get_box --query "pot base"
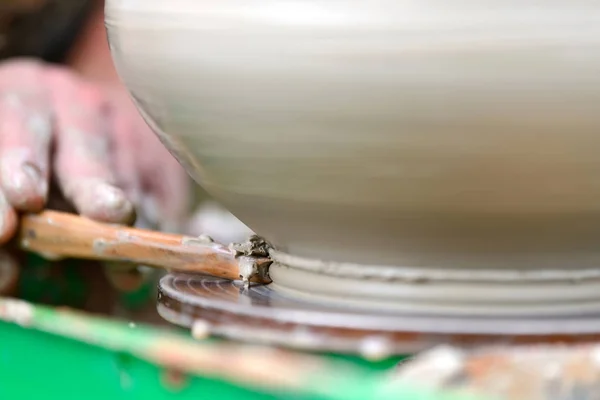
[269,250,600,317]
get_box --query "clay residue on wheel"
[230,235,273,286]
[230,235,271,258]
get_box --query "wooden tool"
[16,210,272,284]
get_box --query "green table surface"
[0,297,485,400]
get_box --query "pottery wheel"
[157,273,600,356]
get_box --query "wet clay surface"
[107,0,600,270]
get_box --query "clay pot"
[105,1,600,314]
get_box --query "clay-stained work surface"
[395,344,600,400]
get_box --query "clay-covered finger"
[106,91,180,231]
[136,128,190,232]
[48,70,135,223]
[0,191,18,245]
[0,65,52,211]
[104,90,144,215]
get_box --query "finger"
[107,90,184,231]
[0,191,18,245]
[104,90,144,213]
[137,129,190,232]
[0,67,52,211]
[47,70,135,224]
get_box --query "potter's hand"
[0,59,190,244]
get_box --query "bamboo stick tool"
[16,210,272,284]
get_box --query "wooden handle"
[17,210,271,283]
